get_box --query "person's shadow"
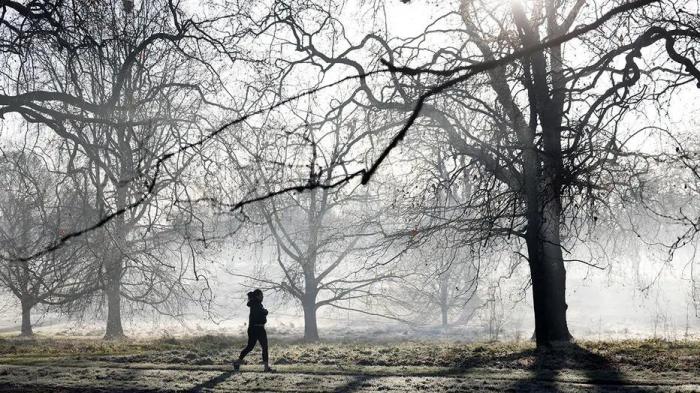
[189,370,235,392]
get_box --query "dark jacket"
[247,299,268,326]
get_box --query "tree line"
[0,0,699,346]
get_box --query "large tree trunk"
[104,179,127,340]
[521,110,571,348]
[506,0,571,348]
[104,281,124,339]
[303,186,321,342]
[19,299,33,337]
[302,291,319,342]
[104,254,124,340]
[526,189,571,348]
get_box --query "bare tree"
[259,0,700,347]
[394,240,480,329]
[382,142,484,329]
[205,100,401,340]
[2,0,700,348]
[0,146,98,336]
[0,0,248,338]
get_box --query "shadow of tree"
[332,374,377,393]
[187,369,377,393]
[506,343,651,392]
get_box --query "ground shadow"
[189,370,235,392]
[332,374,378,393]
[187,369,377,393]
[506,343,647,392]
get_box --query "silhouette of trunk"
[526,7,571,347]
[104,167,127,340]
[485,0,571,348]
[20,298,33,337]
[302,286,319,341]
[104,255,124,340]
[104,220,125,340]
[524,163,571,347]
[526,216,571,346]
[302,186,321,342]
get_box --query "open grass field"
[0,336,698,392]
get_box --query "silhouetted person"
[233,289,274,372]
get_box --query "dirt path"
[0,360,698,392]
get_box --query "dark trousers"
[239,326,268,363]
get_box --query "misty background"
[0,0,699,344]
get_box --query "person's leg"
[239,329,257,359]
[259,328,273,371]
[235,328,257,370]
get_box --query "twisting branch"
[3,0,688,264]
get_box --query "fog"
[1,0,699,348]
[1,243,697,341]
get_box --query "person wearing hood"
[234,289,273,372]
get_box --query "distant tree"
[0,0,243,339]
[634,136,700,314]
[384,143,483,329]
[394,241,480,329]
[0,147,98,336]
[207,103,401,341]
